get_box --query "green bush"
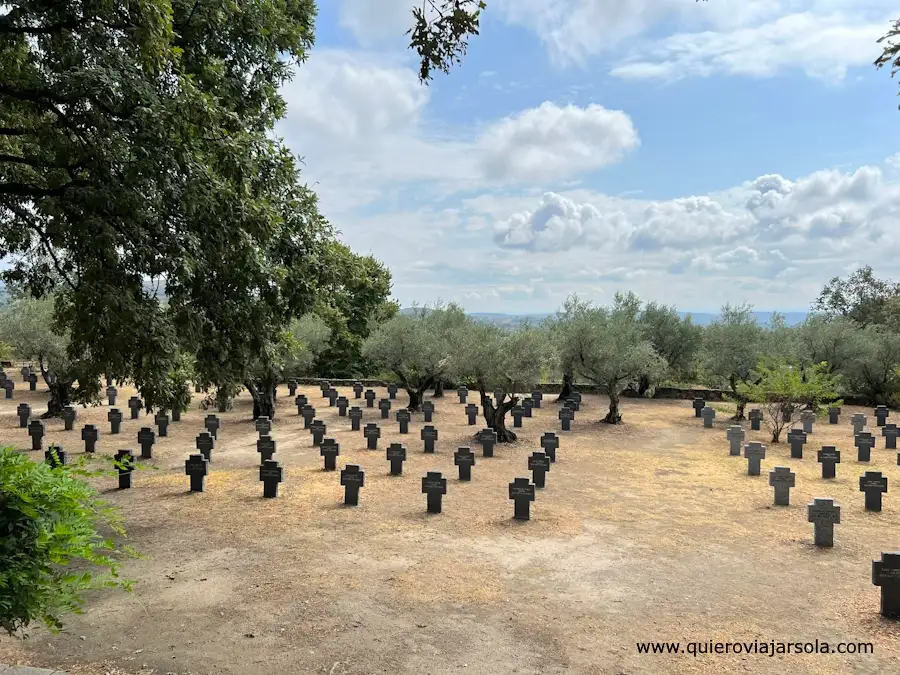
[0,448,138,636]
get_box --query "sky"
[275,0,900,314]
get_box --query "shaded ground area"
[2,382,900,674]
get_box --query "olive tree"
[797,314,864,375]
[556,293,666,424]
[842,326,900,405]
[637,301,703,394]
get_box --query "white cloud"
[336,0,413,45]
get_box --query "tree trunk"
[480,387,517,442]
[245,377,276,419]
[555,371,574,402]
[603,391,622,424]
[407,387,423,412]
[42,379,73,418]
[636,375,651,398]
[403,374,434,412]
[729,375,747,421]
[432,379,444,397]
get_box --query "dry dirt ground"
[2,381,900,675]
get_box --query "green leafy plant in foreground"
[0,448,140,637]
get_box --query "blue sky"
[276,0,900,314]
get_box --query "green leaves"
[407,0,486,83]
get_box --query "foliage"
[877,18,900,109]
[813,266,900,327]
[737,361,841,442]
[701,303,764,419]
[0,447,138,636]
[284,314,331,376]
[638,301,703,389]
[797,314,864,374]
[407,0,486,83]
[841,325,900,405]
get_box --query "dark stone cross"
[531,390,542,409]
[60,405,76,430]
[295,394,308,415]
[45,444,67,468]
[800,410,815,434]
[353,382,364,398]
[528,451,551,488]
[114,449,135,489]
[540,432,559,462]
[137,427,156,459]
[81,424,99,453]
[20,365,29,381]
[565,396,580,412]
[860,471,888,512]
[421,425,438,453]
[327,388,338,406]
[364,423,381,450]
[320,438,339,471]
[465,403,478,425]
[828,406,841,424]
[28,372,37,391]
[818,446,840,479]
[454,447,475,480]
[748,408,762,431]
[196,431,215,462]
[872,552,900,618]
[337,396,349,416]
[885,424,899,450]
[365,389,376,407]
[875,405,890,427]
[195,382,202,394]
[171,407,181,423]
[457,386,468,403]
[787,428,807,459]
[509,477,535,521]
[386,442,407,475]
[433,380,444,398]
[378,398,392,419]
[287,378,298,396]
[700,406,716,428]
[422,400,435,423]
[320,381,331,397]
[692,398,706,417]
[726,425,745,457]
[349,406,363,431]
[852,413,867,435]
[769,466,796,506]
[257,434,276,463]
[422,471,448,513]
[523,397,533,418]
[301,405,316,428]
[558,405,574,431]
[255,416,272,437]
[16,402,30,428]
[3,379,14,399]
[310,419,326,446]
[259,459,283,498]
[807,498,840,547]
[128,396,142,419]
[387,383,398,400]
[478,428,497,457]
[27,419,44,451]
[108,408,123,434]
[155,411,169,437]
[744,442,766,476]
[570,391,582,405]
[204,414,220,439]
[855,431,875,462]
[396,408,411,434]
[511,405,525,428]
[341,464,365,505]
[185,453,209,492]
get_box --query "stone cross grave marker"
[353,382,364,399]
[3,379,14,399]
[800,410,816,434]
[528,451,551,488]
[349,406,363,431]
[137,427,155,459]
[478,428,497,457]
[387,383,398,400]
[787,428,807,459]
[386,442,406,475]
[171,407,181,423]
[337,396,349,416]
[396,408,411,434]
[295,394,308,415]
[875,405,890,427]
[155,411,169,437]
[81,424,99,453]
[320,381,331,397]
[45,444,66,468]
[128,396,142,419]
[873,552,900,618]
[769,466,796,506]
[255,416,272,437]
[257,434,276,463]
[566,396,580,412]
[196,430,215,462]
[114,449,135,489]
[457,386,468,403]
[320,438,339,471]
[465,403,478,425]
[364,422,380,450]
[186,454,208,492]
[852,413,867,435]
[531,390,543,409]
[700,406,716,428]
[523,397,533,418]
[16,402,30,428]
[571,391,582,405]
[327,388,338,406]
[20,365,28,381]
[744,442,766,476]
[509,477,535,521]
[260,459,283,498]
[808,498,840,547]
[27,419,44,450]
[378,398,391,419]
[204,414,220,439]
[559,405,574,431]
[748,408,762,431]
[433,380,444,398]
[855,431,875,462]
[422,471,448,513]
[422,400,435,423]
[61,405,76,431]
[885,424,899,450]
[692,398,706,417]
[108,408,123,434]
[28,372,37,391]
[301,405,315,428]
[727,425,745,456]
[454,447,475,481]
[310,419,326,446]
[341,464,365,505]
[828,406,841,424]
[365,389,376,408]
[860,471,888,512]
[421,425,438,453]
[541,432,559,462]
[287,378,298,397]
[511,405,525,428]
[194,382,202,394]
[818,446,840,479]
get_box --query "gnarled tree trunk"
[603,390,622,424]
[480,387,517,442]
[636,375,651,398]
[729,375,747,420]
[245,375,277,419]
[402,374,434,412]
[556,370,574,402]
[41,369,72,418]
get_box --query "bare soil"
[2,383,900,675]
